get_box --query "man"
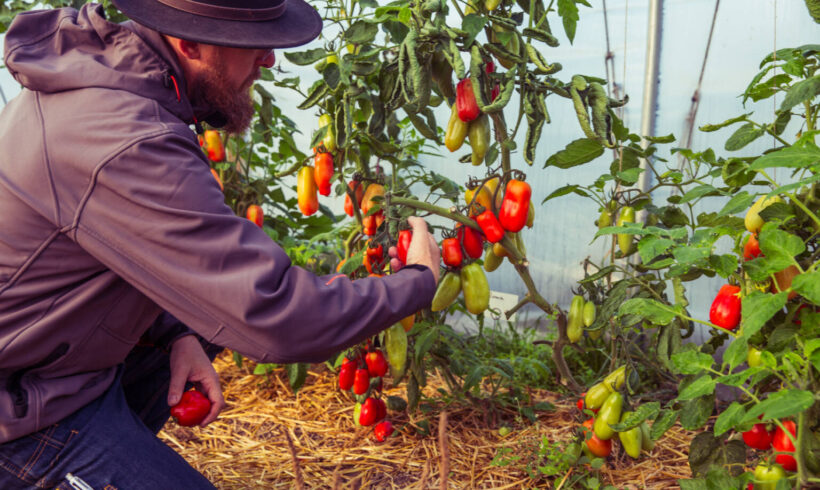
[0,0,440,488]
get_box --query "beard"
[189,58,255,134]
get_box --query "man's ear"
[164,35,202,61]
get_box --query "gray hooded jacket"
[0,4,435,443]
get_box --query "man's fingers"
[167,368,188,406]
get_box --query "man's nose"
[257,50,275,68]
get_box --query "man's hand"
[168,335,225,427]
[388,216,441,283]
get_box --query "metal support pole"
[637,0,663,218]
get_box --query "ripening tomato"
[772,420,797,472]
[363,241,384,274]
[577,393,586,411]
[344,180,364,217]
[498,179,532,232]
[441,237,464,267]
[743,423,774,450]
[246,205,264,228]
[709,284,742,330]
[460,263,490,315]
[582,418,612,458]
[753,462,786,490]
[203,130,225,162]
[743,234,762,261]
[313,151,334,196]
[297,166,319,216]
[771,265,800,300]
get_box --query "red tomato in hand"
[709,284,741,330]
[742,423,774,450]
[170,390,211,427]
[397,229,412,264]
[772,420,797,472]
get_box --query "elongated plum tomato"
[772,420,797,472]
[498,179,531,232]
[246,205,264,228]
[441,237,463,267]
[397,229,412,264]
[743,423,774,450]
[709,284,741,330]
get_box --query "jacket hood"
[3,4,225,127]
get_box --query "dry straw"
[159,353,695,489]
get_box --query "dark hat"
[111,0,322,49]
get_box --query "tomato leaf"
[542,184,590,203]
[677,375,716,401]
[722,337,748,371]
[750,144,820,170]
[679,184,718,204]
[650,409,679,441]
[758,228,805,268]
[779,74,820,112]
[716,191,754,217]
[791,271,820,304]
[672,350,714,375]
[740,291,789,339]
[637,236,675,263]
[716,367,763,387]
[699,113,751,132]
[287,363,308,394]
[618,298,682,325]
[742,390,815,423]
[557,0,580,43]
[344,20,379,44]
[609,402,660,432]
[713,402,746,436]
[284,48,329,66]
[724,123,765,151]
[544,138,604,169]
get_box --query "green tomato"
[483,246,503,272]
[582,301,596,327]
[584,382,611,410]
[747,346,763,368]
[617,206,635,255]
[593,392,623,441]
[639,421,655,452]
[602,365,626,391]
[752,462,786,490]
[460,263,490,315]
[567,295,586,343]
[431,272,461,312]
[617,412,643,458]
[385,323,408,380]
[353,402,362,427]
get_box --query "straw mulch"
[158,352,696,489]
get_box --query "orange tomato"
[313,151,334,197]
[297,166,319,216]
[203,130,225,162]
[246,204,264,228]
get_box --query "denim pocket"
[0,422,78,487]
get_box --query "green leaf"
[716,191,754,217]
[645,133,676,144]
[672,245,711,265]
[678,480,708,490]
[616,167,643,184]
[722,337,748,370]
[542,184,590,203]
[680,185,718,204]
[638,236,675,263]
[713,402,745,436]
[724,123,764,151]
[672,350,715,375]
[651,409,679,441]
[716,367,762,387]
[758,229,805,267]
[681,394,715,430]
[557,0,580,43]
[699,113,751,132]
[779,75,820,112]
[462,14,487,46]
[545,138,604,169]
[742,390,815,423]
[741,291,789,339]
[677,375,716,401]
[618,298,681,325]
[284,48,327,66]
[414,328,437,363]
[750,145,820,170]
[609,402,660,431]
[791,271,819,304]
[709,254,738,278]
[287,363,308,394]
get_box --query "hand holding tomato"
[388,217,440,283]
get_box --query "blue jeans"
[0,336,223,489]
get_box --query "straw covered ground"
[158,352,696,489]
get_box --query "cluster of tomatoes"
[337,347,395,442]
[575,367,654,460]
[296,115,340,217]
[742,419,798,489]
[200,129,264,228]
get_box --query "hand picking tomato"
[441,237,464,267]
[353,368,370,395]
[752,462,786,490]
[365,350,389,378]
[170,390,211,427]
[772,420,797,472]
[743,423,774,450]
[373,420,394,442]
[709,284,742,330]
[246,204,264,228]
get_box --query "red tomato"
[457,223,485,259]
[743,234,762,261]
[498,180,532,232]
[577,393,586,411]
[363,241,384,274]
[365,350,388,378]
[170,390,211,427]
[373,420,394,442]
[742,423,774,450]
[397,229,412,264]
[772,420,797,472]
[709,284,742,330]
[359,398,379,427]
[353,368,370,395]
[476,209,505,243]
[338,361,355,391]
[313,151,334,196]
[344,180,364,217]
[582,418,612,458]
[441,237,463,267]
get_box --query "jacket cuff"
[397,264,437,309]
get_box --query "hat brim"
[112,0,322,49]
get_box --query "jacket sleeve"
[72,131,436,363]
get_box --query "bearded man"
[0,1,439,488]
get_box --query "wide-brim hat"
[111,0,322,49]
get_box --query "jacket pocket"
[6,343,69,418]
